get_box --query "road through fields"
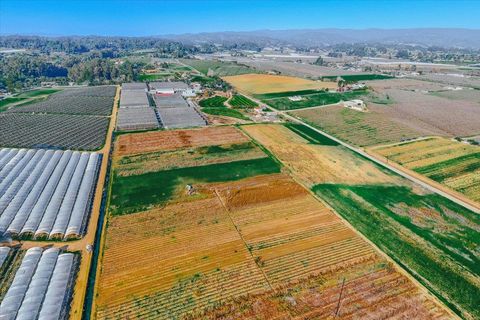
[244,93,480,214]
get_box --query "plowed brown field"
[115,126,249,156]
[96,173,450,319]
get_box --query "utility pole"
[334,278,346,318]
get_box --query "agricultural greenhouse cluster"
[117,82,206,131]
[117,83,159,131]
[154,93,206,129]
[0,247,78,320]
[0,148,100,240]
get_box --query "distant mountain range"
[160,28,480,49]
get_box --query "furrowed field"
[244,124,480,319]
[291,105,424,146]
[95,125,451,319]
[228,94,257,108]
[372,137,480,202]
[290,78,480,146]
[263,89,368,110]
[199,96,248,120]
[180,59,259,76]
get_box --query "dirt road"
[243,93,480,214]
[6,86,120,320]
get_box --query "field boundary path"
[213,188,274,291]
[238,125,460,320]
[68,85,119,320]
[8,86,120,320]
[242,92,480,214]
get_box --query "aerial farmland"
[1,23,480,320]
[94,125,452,320]
[244,123,479,319]
[0,84,119,320]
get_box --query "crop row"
[0,113,109,150]
[98,261,266,320]
[9,96,114,116]
[229,94,257,108]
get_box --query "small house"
[343,99,367,112]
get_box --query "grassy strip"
[321,74,394,83]
[253,89,325,100]
[199,96,227,108]
[137,73,171,81]
[312,184,480,319]
[0,97,27,111]
[264,90,368,110]
[110,157,281,215]
[180,59,257,76]
[415,152,480,181]
[284,123,339,146]
[229,94,257,108]
[202,107,249,120]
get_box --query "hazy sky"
[1,0,479,36]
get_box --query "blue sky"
[1,0,479,36]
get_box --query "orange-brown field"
[222,73,337,95]
[96,172,450,319]
[115,126,250,156]
[242,124,400,187]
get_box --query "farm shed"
[121,82,147,91]
[0,247,77,320]
[116,107,159,131]
[157,107,206,129]
[120,88,149,108]
[0,148,100,240]
[149,81,189,94]
[153,93,189,109]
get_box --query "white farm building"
[343,99,367,112]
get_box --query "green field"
[110,157,281,215]
[229,94,257,108]
[321,74,394,83]
[0,89,60,112]
[199,96,249,120]
[263,90,368,110]
[137,73,172,81]
[284,123,339,146]
[199,96,227,108]
[180,59,259,76]
[202,107,249,120]
[312,183,480,319]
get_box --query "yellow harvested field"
[96,196,270,319]
[242,124,401,187]
[223,73,337,94]
[372,137,480,202]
